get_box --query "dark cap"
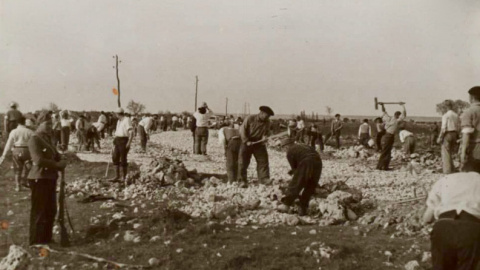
[468,86,480,97]
[37,110,52,124]
[259,106,274,116]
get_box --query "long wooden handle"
[59,170,70,247]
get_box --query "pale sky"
[1,0,479,116]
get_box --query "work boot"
[122,166,128,185]
[108,166,121,182]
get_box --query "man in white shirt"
[423,170,480,269]
[358,119,372,147]
[437,100,460,174]
[193,102,213,155]
[296,117,305,143]
[75,115,87,151]
[109,108,134,183]
[138,114,153,152]
[399,125,416,156]
[0,116,34,191]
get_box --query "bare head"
[394,111,402,119]
[335,114,341,119]
[469,86,480,103]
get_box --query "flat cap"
[280,138,294,147]
[9,102,18,108]
[468,86,480,97]
[37,110,52,124]
[259,106,274,116]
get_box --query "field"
[0,123,442,269]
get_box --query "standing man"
[27,111,67,245]
[238,106,274,187]
[0,116,34,191]
[218,122,241,183]
[51,113,62,148]
[4,102,23,139]
[437,100,460,174]
[460,86,480,173]
[75,115,87,152]
[277,138,322,216]
[325,114,344,149]
[422,170,480,269]
[376,103,407,171]
[430,122,439,148]
[59,110,74,152]
[138,114,153,152]
[193,102,213,155]
[171,115,178,131]
[287,119,297,139]
[296,116,305,143]
[97,111,108,139]
[109,108,134,183]
[374,117,386,152]
[358,119,372,147]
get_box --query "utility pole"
[194,76,199,111]
[113,55,122,108]
[225,98,228,116]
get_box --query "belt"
[13,146,28,148]
[438,210,480,223]
[445,130,458,133]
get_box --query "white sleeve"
[218,128,226,146]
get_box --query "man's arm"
[399,104,407,120]
[239,117,250,143]
[437,114,447,143]
[422,182,440,225]
[460,132,471,171]
[358,126,362,138]
[218,128,227,148]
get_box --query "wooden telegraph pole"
[225,98,228,116]
[114,55,122,108]
[194,76,199,111]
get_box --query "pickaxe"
[374,97,405,110]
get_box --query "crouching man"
[423,169,480,269]
[277,138,322,216]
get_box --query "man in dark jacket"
[277,138,322,216]
[28,111,67,245]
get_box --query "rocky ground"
[0,129,442,269]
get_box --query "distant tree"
[181,111,191,117]
[436,99,469,115]
[326,106,333,117]
[44,102,60,112]
[126,100,146,115]
[164,110,171,116]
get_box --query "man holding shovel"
[238,106,274,187]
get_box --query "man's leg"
[45,179,57,243]
[109,138,121,181]
[456,220,480,270]
[238,144,253,184]
[442,133,454,174]
[383,135,394,169]
[12,150,23,192]
[430,221,457,270]
[29,179,56,245]
[253,144,270,182]
[201,133,209,155]
[335,133,341,149]
[226,140,241,183]
[298,159,322,215]
[194,134,201,154]
[377,135,392,170]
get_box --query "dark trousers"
[194,127,209,155]
[29,178,57,245]
[296,129,305,143]
[12,147,31,179]
[289,128,297,139]
[86,128,100,151]
[431,217,480,270]
[52,130,61,148]
[112,137,129,167]
[137,125,147,151]
[239,143,270,182]
[359,133,370,147]
[377,133,394,170]
[225,139,241,182]
[442,132,458,174]
[325,132,341,148]
[376,130,386,152]
[464,142,480,173]
[282,157,322,210]
[60,126,70,151]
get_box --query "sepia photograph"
[0,0,479,269]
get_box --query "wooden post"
[194,76,199,111]
[115,55,121,108]
[225,98,228,116]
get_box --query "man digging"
[277,138,322,216]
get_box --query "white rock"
[123,231,136,242]
[404,260,420,270]
[133,223,142,229]
[0,245,30,270]
[309,229,317,235]
[148,258,160,266]
[421,252,431,262]
[150,236,161,242]
[7,210,13,216]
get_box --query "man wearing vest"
[219,121,241,183]
[460,86,480,173]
